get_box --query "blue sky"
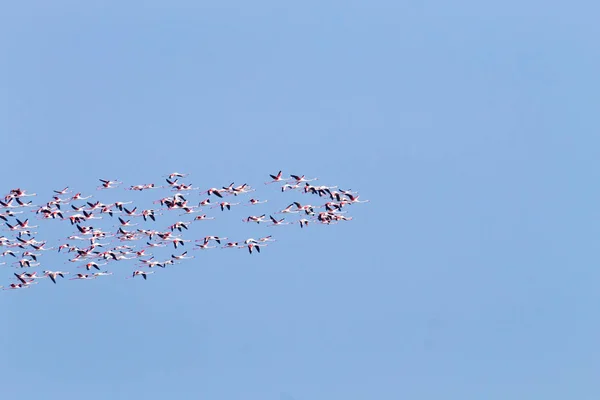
[1,1,600,399]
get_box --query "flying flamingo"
[344,193,370,204]
[70,273,96,280]
[171,251,194,261]
[93,271,113,278]
[275,204,300,214]
[194,242,216,250]
[71,192,93,201]
[43,270,69,284]
[268,216,290,226]
[166,172,189,179]
[57,243,71,253]
[145,241,166,249]
[1,250,17,257]
[199,198,211,207]
[222,242,243,249]
[97,179,122,190]
[214,201,240,211]
[139,257,163,268]
[242,215,268,224]
[130,270,154,280]
[167,237,190,249]
[118,217,137,227]
[14,272,35,284]
[193,214,215,221]
[140,209,157,221]
[3,283,32,290]
[200,236,226,245]
[264,171,290,185]
[281,183,302,192]
[203,188,225,198]
[81,262,107,271]
[54,187,70,195]
[113,201,133,211]
[289,174,318,183]
[246,198,268,206]
[247,242,265,254]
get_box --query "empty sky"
[1,1,600,399]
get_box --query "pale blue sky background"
[1,1,600,399]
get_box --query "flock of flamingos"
[0,171,368,290]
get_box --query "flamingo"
[122,207,139,217]
[167,172,188,179]
[258,235,276,243]
[3,283,32,290]
[71,192,92,201]
[230,183,254,196]
[99,205,116,217]
[264,171,290,185]
[171,251,194,261]
[158,259,175,268]
[299,218,311,228]
[4,222,21,231]
[70,204,86,212]
[53,187,70,195]
[344,193,370,204]
[222,242,243,249]
[246,198,268,206]
[145,241,166,249]
[200,236,226,245]
[82,210,102,221]
[76,224,95,235]
[15,258,40,268]
[179,207,201,215]
[204,188,224,198]
[17,229,37,237]
[289,174,318,183]
[131,270,153,280]
[93,271,113,278]
[43,270,69,284]
[167,237,190,249]
[242,214,268,224]
[172,183,198,191]
[194,242,216,250]
[87,201,107,211]
[21,271,45,280]
[140,209,157,221]
[14,272,35,284]
[281,183,302,192]
[113,201,133,211]
[0,210,23,219]
[268,215,290,226]
[275,204,300,215]
[193,214,215,221]
[22,251,41,261]
[304,184,337,197]
[70,273,96,280]
[169,221,190,232]
[127,184,148,191]
[57,243,71,253]
[139,257,163,268]
[82,262,107,271]
[97,179,122,190]
[247,242,264,254]
[118,217,137,227]
[214,201,239,211]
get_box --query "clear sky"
[1,1,599,399]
